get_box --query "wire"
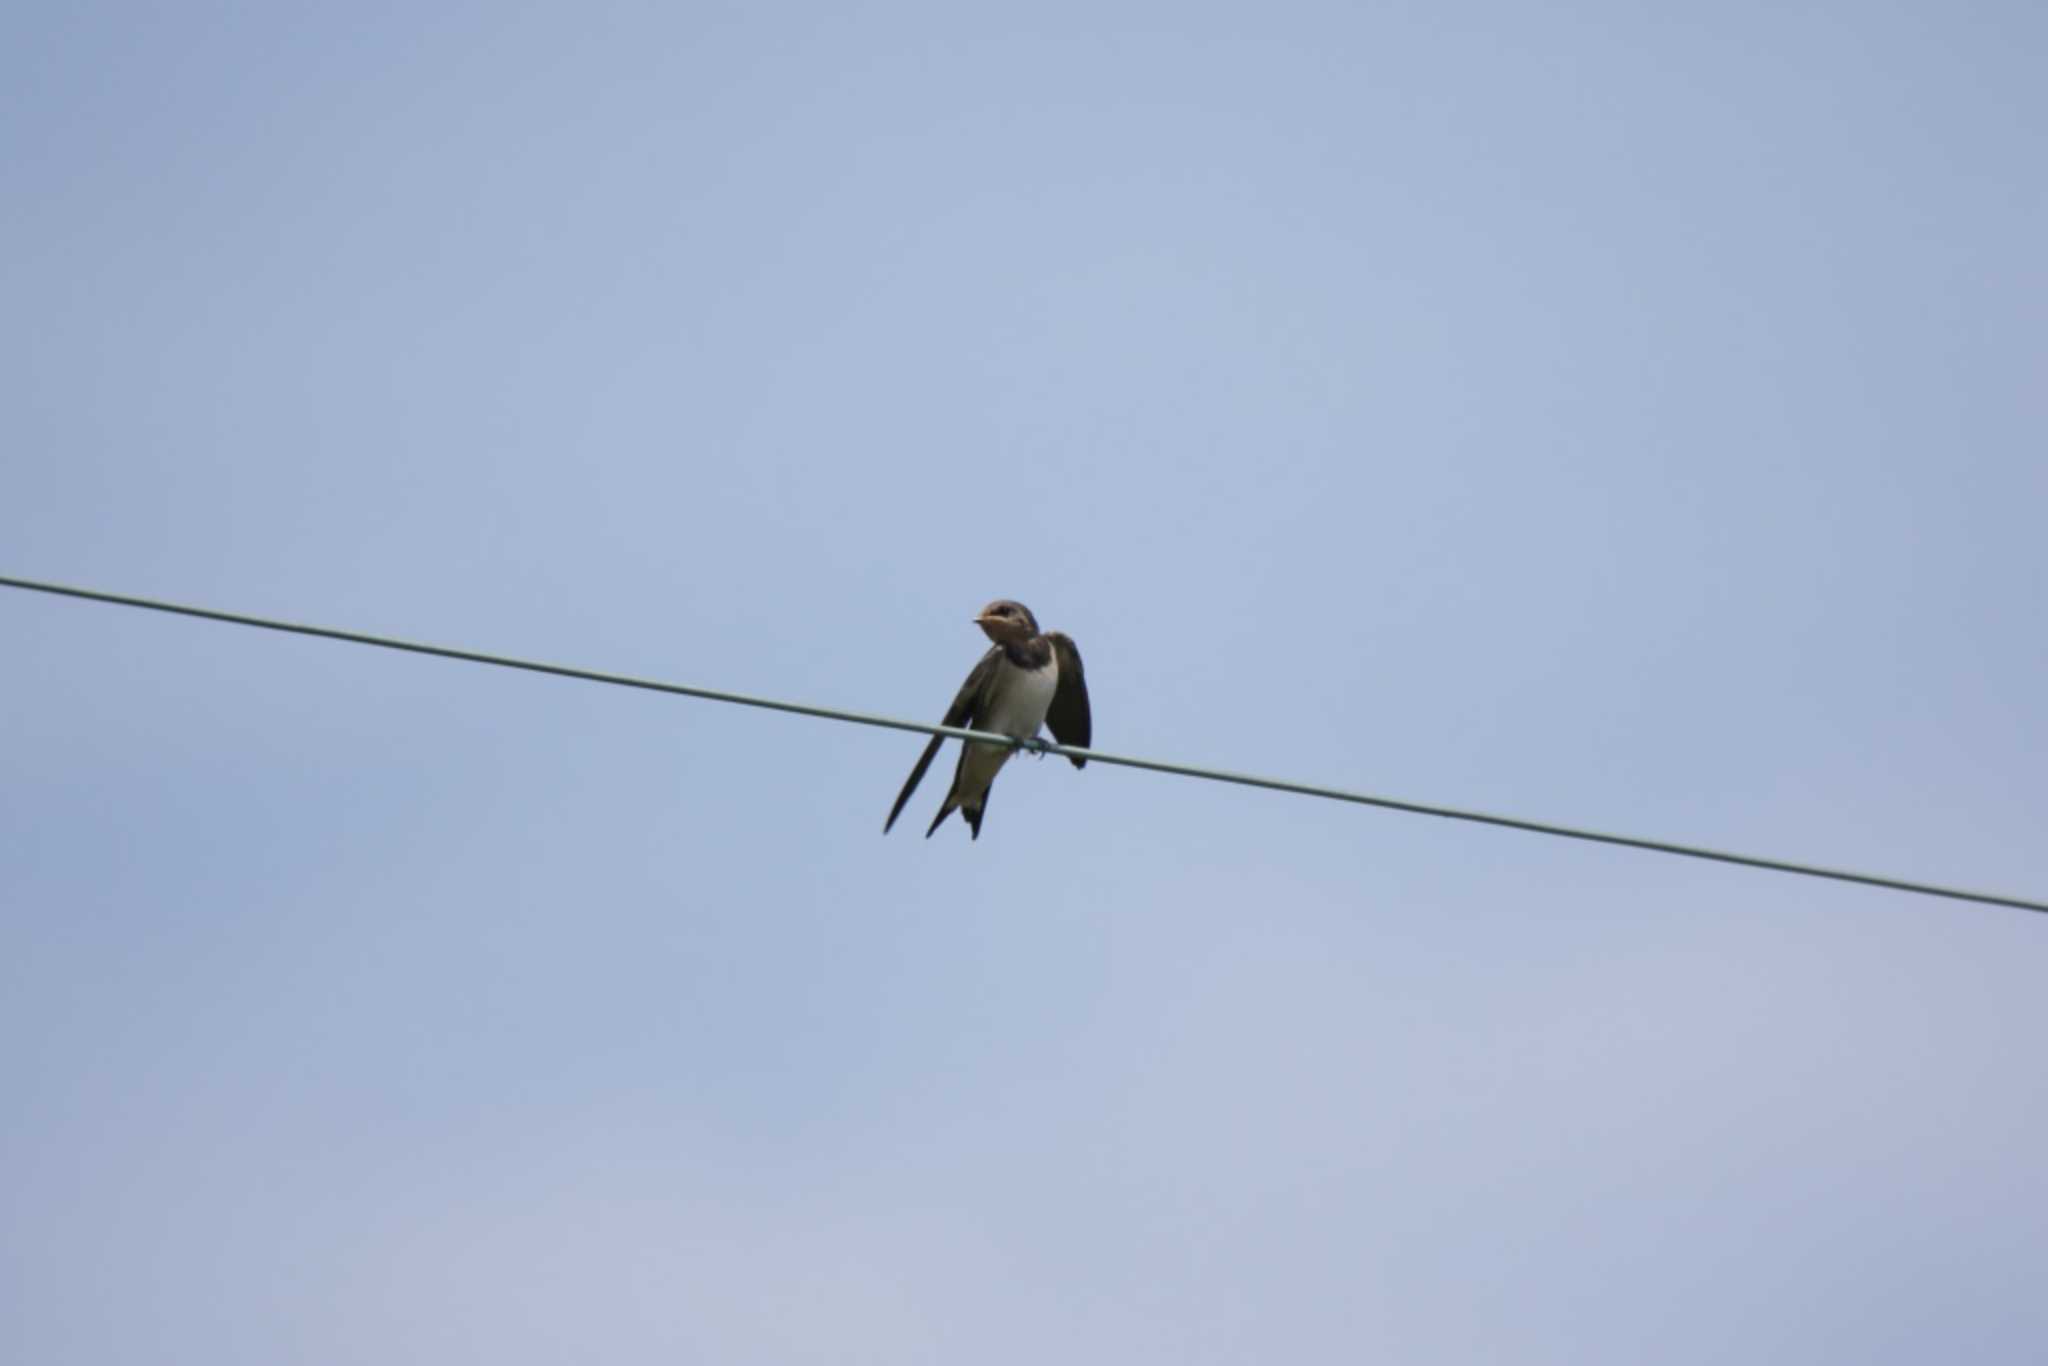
[4,571,2043,916]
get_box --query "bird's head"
[974,599,1039,645]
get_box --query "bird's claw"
[1016,736,1053,759]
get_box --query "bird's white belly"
[957,655,1058,805]
[984,655,1058,739]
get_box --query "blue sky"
[4,3,2044,1362]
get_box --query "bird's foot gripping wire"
[1016,735,1054,760]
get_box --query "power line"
[4,570,2042,916]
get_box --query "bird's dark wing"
[1045,632,1091,768]
[884,646,1000,833]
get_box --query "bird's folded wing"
[884,646,999,832]
[1046,632,1091,768]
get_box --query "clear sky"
[4,3,2044,1362]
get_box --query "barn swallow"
[884,600,1091,839]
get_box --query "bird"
[884,600,1091,839]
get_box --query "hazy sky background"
[4,3,2044,1362]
